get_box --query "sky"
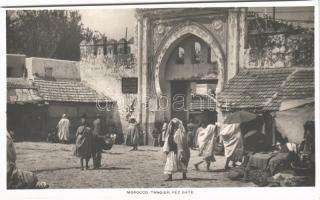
[80,9,135,40]
[79,7,314,40]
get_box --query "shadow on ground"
[33,166,81,173]
[34,166,131,173]
[96,167,131,171]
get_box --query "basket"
[290,162,312,176]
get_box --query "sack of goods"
[102,137,113,150]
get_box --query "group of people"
[152,119,207,149]
[51,113,117,170]
[51,113,113,170]
[7,112,256,187]
[73,114,113,170]
[158,117,250,181]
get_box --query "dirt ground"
[14,142,256,188]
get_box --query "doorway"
[171,81,188,124]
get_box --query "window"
[176,47,185,64]
[122,78,138,94]
[193,42,201,64]
[195,84,208,95]
[44,67,53,78]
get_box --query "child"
[47,128,57,143]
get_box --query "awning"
[275,102,314,144]
[279,97,314,111]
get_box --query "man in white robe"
[56,114,70,143]
[220,123,244,169]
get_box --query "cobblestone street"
[15,142,256,188]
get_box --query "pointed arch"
[154,21,226,95]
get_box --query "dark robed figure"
[74,116,94,170]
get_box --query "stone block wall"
[80,53,138,140]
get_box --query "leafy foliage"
[6,10,99,61]
[247,16,314,67]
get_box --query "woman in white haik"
[162,118,190,181]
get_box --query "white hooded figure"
[56,114,70,143]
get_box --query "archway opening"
[158,34,219,124]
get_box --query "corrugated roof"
[33,79,113,103]
[218,68,314,111]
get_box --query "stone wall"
[244,17,314,68]
[80,53,138,138]
[26,57,80,80]
[244,32,314,68]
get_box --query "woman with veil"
[162,118,190,181]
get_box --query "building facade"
[7,56,114,141]
[135,8,248,144]
[80,35,139,143]
[79,8,314,145]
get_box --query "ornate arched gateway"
[154,21,226,96]
[135,8,247,144]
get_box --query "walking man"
[56,114,70,144]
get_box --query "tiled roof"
[33,79,112,103]
[7,78,36,89]
[266,69,314,110]
[218,68,314,111]
[7,78,42,104]
[7,88,43,104]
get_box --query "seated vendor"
[243,130,264,151]
[242,129,267,160]
[7,131,49,189]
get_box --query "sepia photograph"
[1,0,319,199]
